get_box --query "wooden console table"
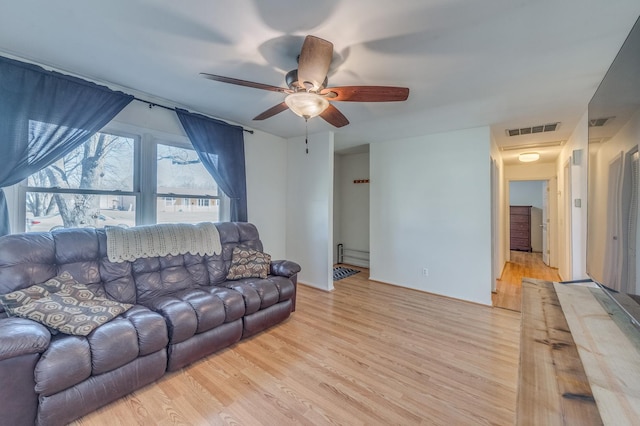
[518,279,640,425]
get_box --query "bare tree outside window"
[26,132,135,229]
[24,134,224,232]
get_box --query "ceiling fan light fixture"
[285,92,329,119]
[518,152,540,162]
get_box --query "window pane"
[26,192,136,231]
[156,197,219,224]
[157,144,218,195]
[27,132,134,191]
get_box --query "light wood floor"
[492,251,562,312]
[73,268,521,425]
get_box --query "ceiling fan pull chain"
[305,118,309,154]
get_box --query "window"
[24,132,137,232]
[156,143,222,224]
[18,127,227,232]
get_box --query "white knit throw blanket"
[105,222,222,263]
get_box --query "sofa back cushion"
[206,222,263,285]
[132,253,209,304]
[96,230,137,304]
[0,229,138,316]
[51,229,137,304]
[0,233,57,299]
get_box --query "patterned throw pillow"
[11,289,132,336]
[0,271,79,315]
[226,246,271,280]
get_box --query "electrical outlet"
[422,268,429,276]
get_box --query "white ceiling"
[1,1,639,164]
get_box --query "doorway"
[494,179,556,310]
[509,180,549,258]
[333,146,370,269]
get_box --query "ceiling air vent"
[589,117,614,127]
[506,122,560,136]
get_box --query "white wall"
[244,130,288,260]
[334,152,370,267]
[557,111,589,280]
[370,127,492,305]
[112,101,186,137]
[286,131,334,291]
[510,181,544,208]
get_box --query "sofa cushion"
[132,254,210,304]
[33,305,168,397]
[225,276,295,314]
[0,272,77,314]
[143,286,245,344]
[11,285,132,336]
[226,247,271,280]
[35,335,92,396]
[88,317,139,374]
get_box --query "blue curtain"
[175,108,248,222]
[0,56,133,236]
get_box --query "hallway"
[492,251,562,312]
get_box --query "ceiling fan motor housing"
[285,69,327,91]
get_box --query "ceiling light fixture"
[285,92,329,119]
[518,152,540,163]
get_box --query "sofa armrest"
[270,260,301,278]
[0,317,50,361]
[0,318,51,426]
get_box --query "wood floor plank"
[493,251,562,311]
[72,269,520,425]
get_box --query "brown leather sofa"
[0,222,300,426]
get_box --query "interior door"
[542,180,550,265]
[604,153,624,290]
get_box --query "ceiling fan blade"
[321,86,409,102]
[200,73,289,93]
[253,102,289,120]
[320,104,349,128]
[297,36,333,90]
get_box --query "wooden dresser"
[510,205,532,252]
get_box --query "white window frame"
[17,128,140,232]
[154,138,226,223]
[11,121,230,233]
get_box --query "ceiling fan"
[200,35,409,128]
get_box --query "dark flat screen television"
[587,15,640,328]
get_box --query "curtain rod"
[133,97,254,134]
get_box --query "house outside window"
[156,143,222,224]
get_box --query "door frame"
[542,180,550,265]
[561,159,573,280]
[505,177,558,267]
